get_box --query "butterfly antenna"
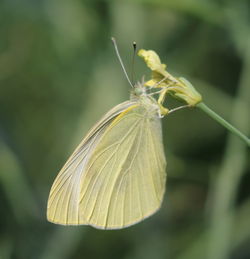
[111,37,134,88]
[131,41,137,86]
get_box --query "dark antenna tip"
[131,41,137,85]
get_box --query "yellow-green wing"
[47,101,137,224]
[78,104,166,229]
[47,101,167,229]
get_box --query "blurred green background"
[0,0,249,258]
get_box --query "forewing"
[47,101,136,224]
[78,104,167,229]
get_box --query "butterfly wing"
[47,101,167,229]
[79,104,167,229]
[47,101,136,223]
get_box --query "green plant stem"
[196,102,250,147]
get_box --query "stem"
[197,102,250,147]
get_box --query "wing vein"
[79,119,141,205]
[103,121,142,227]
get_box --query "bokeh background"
[0,0,249,258]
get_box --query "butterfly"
[47,39,168,229]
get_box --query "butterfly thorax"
[130,81,147,98]
[130,82,161,118]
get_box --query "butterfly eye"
[134,87,143,96]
